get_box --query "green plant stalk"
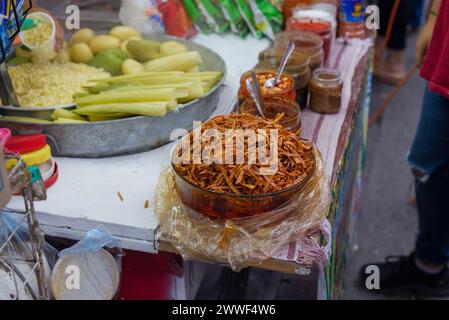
[75,88,177,107]
[74,102,172,116]
[54,118,90,124]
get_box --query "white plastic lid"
[293,9,337,29]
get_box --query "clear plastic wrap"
[0,211,53,300]
[51,229,122,300]
[119,0,165,35]
[155,146,331,271]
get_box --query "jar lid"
[287,17,333,33]
[274,31,323,51]
[313,68,342,82]
[258,47,310,68]
[6,144,52,170]
[5,134,47,154]
[292,9,337,28]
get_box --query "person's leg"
[359,86,449,296]
[414,164,449,270]
[409,0,426,30]
[375,0,412,84]
[408,87,449,176]
[409,88,449,269]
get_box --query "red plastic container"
[5,134,47,154]
[44,161,58,189]
[286,17,333,63]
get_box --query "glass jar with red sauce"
[257,48,311,110]
[286,17,333,63]
[238,70,296,105]
[239,96,301,132]
[274,31,324,71]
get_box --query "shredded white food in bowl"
[7,62,110,107]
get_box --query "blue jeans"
[410,0,425,29]
[408,86,449,265]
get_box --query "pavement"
[343,32,427,299]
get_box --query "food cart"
[1,0,372,300]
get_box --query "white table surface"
[7,34,270,253]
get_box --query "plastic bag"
[0,0,25,64]
[195,0,230,34]
[52,229,122,300]
[155,146,331,272]
[219,0,249,38]
[158,0,197,38]
[119,0,165,35]
[269,0,283,11]
[0,211,54,300]
[183,0,214,34]
[249,0,283,39]
[59,229,118,257]
[235,0,264,39]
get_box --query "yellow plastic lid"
[6,144,52,170]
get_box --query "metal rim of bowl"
[0,104,75,111]
[0,35,226,125]
[171,143,317,199]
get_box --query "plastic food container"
[257,48,311,109]
[19,12,57,61]
[171,148,316,220]
[5,134,47,154]
[6,144,52,170]
[239,96,301,132]
[44,161,59,189]
[309,68,343,114]
[274,31,324,71]
[286,17,333,63]
[238,70,296,104]
[39,157,55,181]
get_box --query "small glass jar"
[286,17,333,63]
[239,96,301,132]
[257,48,311,110]
[274,31,324,71]
[309,68,343,114]
[238,69,296,105]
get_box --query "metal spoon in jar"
[245,71,267,118]
[264,41,295,89]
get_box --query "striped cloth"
[272,38,372,269]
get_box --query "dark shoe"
[359,253,449,297]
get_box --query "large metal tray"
[0,36,226,158]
